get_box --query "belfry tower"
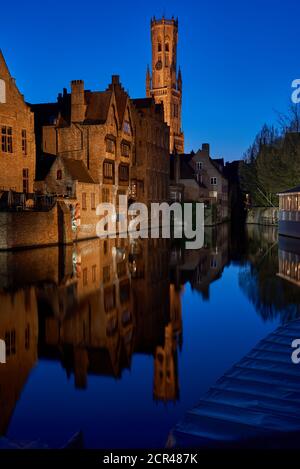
[146,16,184,154]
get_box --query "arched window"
[157,37,162,52]
[57,169,62,180]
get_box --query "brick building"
[32,75,133,209]
[170,144,229,224]
[0,51,35,193]
[131,97,170,208]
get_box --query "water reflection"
[1,225,300,445]
[238,226,300,323]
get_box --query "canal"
[1,224,300,448]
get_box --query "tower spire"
[148,16,184,153]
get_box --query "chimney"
[111,75,120,85]
[71,80,86,122]
[202,143,210,155]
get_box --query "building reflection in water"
[278,236,300,287]
[0,224,231,434]
[0,288,38,435]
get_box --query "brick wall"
[0,201,72,250]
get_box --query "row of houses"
[0,44,231,248]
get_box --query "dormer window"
[123,120,131,135]
[0,79,6,103]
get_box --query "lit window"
[121,142,130,157]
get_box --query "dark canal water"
[1,224,300,448]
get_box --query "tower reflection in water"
[0,225,232,437]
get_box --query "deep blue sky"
[1,0,299,160]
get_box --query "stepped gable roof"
[84,90,112,124]
[107,76,129,126]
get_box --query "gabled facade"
[0,51,35,193]
[32,75,133,209]
[170,143,229,224]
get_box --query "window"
[102,187,110,203]
[22,129,27,155]
[119,280,130,304]
[119,164,129,182]
[103,266,110,283]
[165,55,169,67]
[158,42,162,52]
[196,162,202,171]
[57,169,62,180]
[25,324,30,350]
[210,177,217,185]
[165,42,169,52]
[130,179,137,198]
[5,330,16,357]
[104,285,116,312]
[104,240,108,255]
[121,142,130,157]
[22,168,29,193]
[103,161,114,180]
[106,138,115,153]
[82,192,87,210]
[83,268,88,286]
[0,79,6,103]
[138,180,144,194]
[92,265,97,282]
[123,121,131,135]
[1,126,13,153]
[91,192,96,210]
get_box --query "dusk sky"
[1,0,299,161]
